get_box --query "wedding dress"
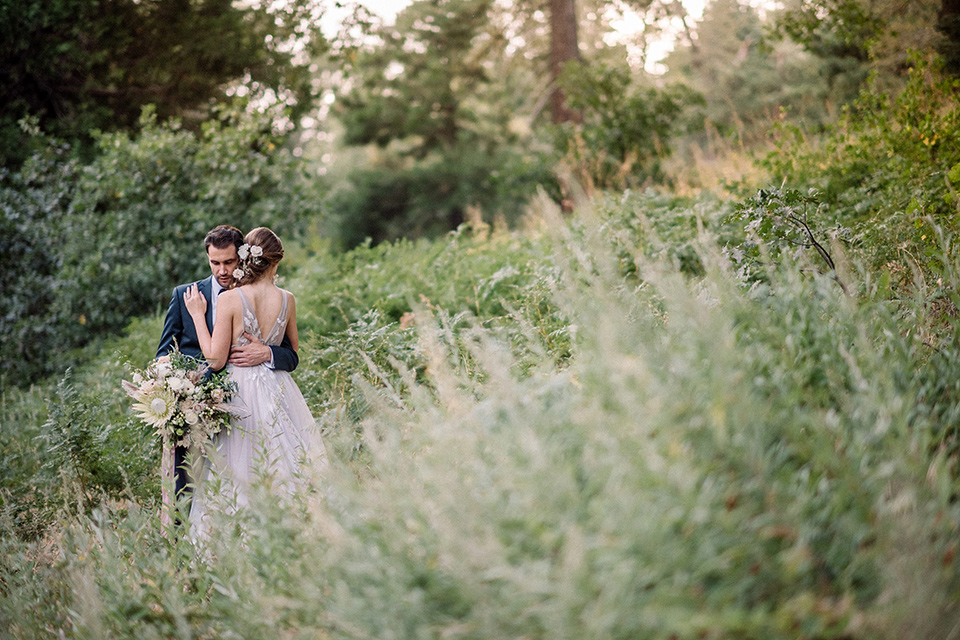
[189,288,325,542]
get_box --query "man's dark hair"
[204,225,243,252]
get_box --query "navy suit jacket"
[156,276,298,372]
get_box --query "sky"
[320,0,410,37]
[320,0,776,73]
[320,0,711,38]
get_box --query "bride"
[183,226,325,539]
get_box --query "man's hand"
[228,332,272,367]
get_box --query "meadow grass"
[2,195,960,638]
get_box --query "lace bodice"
[235,288,289,347]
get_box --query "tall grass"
[2,198,960,638]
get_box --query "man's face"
[207,244,239,289]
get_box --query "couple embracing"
[156,225,324,540]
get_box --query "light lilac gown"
[189,288,325,541]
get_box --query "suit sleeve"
[270,335,299,373]
[156,286,183,358]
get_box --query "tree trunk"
[939,0,960,76]
[550,0,581,123]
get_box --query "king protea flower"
[133,389,177,428]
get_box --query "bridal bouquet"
[122,347,236,454]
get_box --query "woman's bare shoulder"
[218,288,243,306]
[219,288,242,299]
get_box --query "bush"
[554,61,704,191]
[327,143,559,248]
[761,54,960,281]
[1,316,163,540]
[0,107,323,385]
[290,223,571,456]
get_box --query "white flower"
[133,389,176,428]
[155,363,173,378]
[167,376,185,392]
[183,409,199,425]
[132,372,143,385]
[250,244,263,258]
[233,268,245,280]
[238,243,250,260]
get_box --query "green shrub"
[728,186,853,291]
[554,61,704,190]
[761,54,960,281]
[0,140,81,384]
[0,107,322,386]
[290,224,572,456]
[291,189,735,457]
[327,144,559,248]
[1,316,163,540]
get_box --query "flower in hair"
[250,244,263,258]
[233,268,245,280]
[238,244,250,260]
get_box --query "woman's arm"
[184,285,236,370]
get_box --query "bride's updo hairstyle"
[234,227,284,285]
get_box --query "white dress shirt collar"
[211,277,223,322]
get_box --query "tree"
[0,106,320,384]
[0,0,325,166]
[328,0,558,245]
[549,0,582,123]
[937,0,960,75]
[663,0,832,139]
[774,0,947,95]
[335,0,494,157]
[554,60,701,190]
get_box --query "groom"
[156,224,299,508]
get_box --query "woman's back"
[235,286,289,347]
